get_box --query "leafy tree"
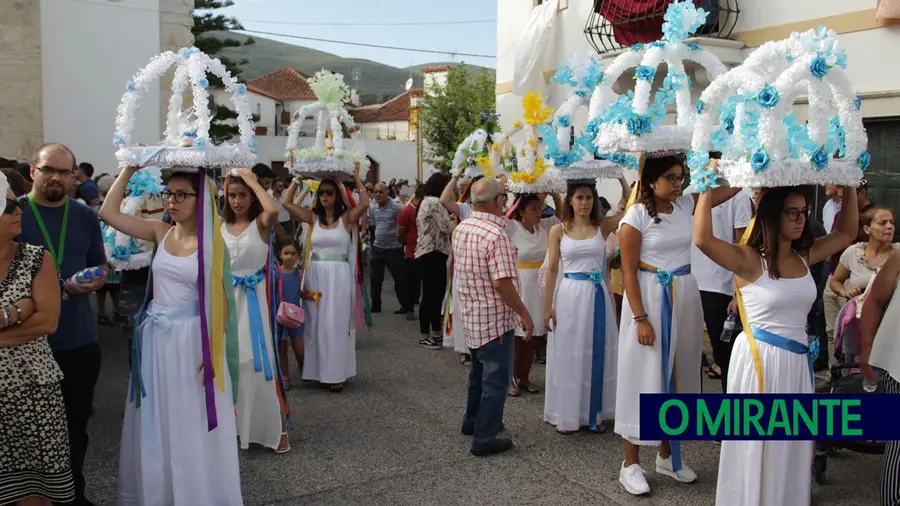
[193,0,255,143]
[420,63,496,172]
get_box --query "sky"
[220,0,498,69]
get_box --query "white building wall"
[496,0,900,203]
[358,121,412,141]
[41,0,162,173]
[424,71,448,96]
[254,136,438,184]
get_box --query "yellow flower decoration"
[510,158,547,184]
[305,180,320,192]
[492,143,499,151]
[528,139,537,148]
[512,120,523,129]
[475,156,492,173]
[522,92,553,126]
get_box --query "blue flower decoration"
[808,339,820,361]
[691,167,719,192]
[585,118,600,137]
[857,152,871,171]
[634,66,656,82]
[178,47,196,59]
[696,99,705,114]
[248,139,259,153]
[113,134,124,146]
[125,80,136,93]
[855,95,862,110]
[554,152,573,168]
[610,153,639,171]
[786,55,794,63]
[112,244,133,261]
[757,86,780,108]
[631,43,645,52]
[236,83,247,96]
[557,115,570,128]
[684,41,700,51]
[687,151,710,170]
[196,78,209,89]
[750,148,770,173]
[810,147,830,170]
[589,270,603,285]
[574,89,587,97]
[810,57,830,79]
[194,137,207,149]
[650,41,666,48]
[656,270,673,287]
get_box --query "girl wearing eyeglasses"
[696,185,858,505]
[283,164,370,392]
[615,155,741,495]
[220,168,289,454]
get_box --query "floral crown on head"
[688,26,867,191]
[453,128,496,179]
[102,166,166,270]
[500,93,566,195]
[589,1,728,156]
[114,47,258,171]
[284,70,369,181]
[547,53,633,180]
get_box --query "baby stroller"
[812,295,886,484]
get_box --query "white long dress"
[544,228,618,431]
[303,221,356,383]
[615,195,704,444]
[223,220,282,451]
[509,217,559,337]
[716,256,817,506]
[118,229,243,506]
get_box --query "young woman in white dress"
[221,168,288,453]
[695,185,857,506]
[506,193,560,396]
[616,155,740,495]
[102,168,243,505]
[284,165,369,392]
[543,181,619,433]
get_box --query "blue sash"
[638,263,691,472]
[751,326,816,389]
[233,267,274,381]
[564,271,608,430]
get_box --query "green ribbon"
[27,195,69,272]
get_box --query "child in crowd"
[277,239,305,390]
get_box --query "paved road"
[84,292,883,505]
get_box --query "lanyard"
[27,194,69,272]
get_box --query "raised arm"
[859,251,900,382]
[343,163,370,227]
[98,166,171,243]
[551,193,563,218]
[694,189,761,282]
[233,168,279,232]
[0,250,60,347]
[809,187,858,266]
[283,179,314,225]
[544,224,562,331]
[440,175,462,216]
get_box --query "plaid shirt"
[452,211,520,349]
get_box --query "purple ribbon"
[197,183,218,431]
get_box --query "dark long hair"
[418,172,451,221]
[222,176,262,224]
[312,178,347,226]
[563,181,602,230]
[639,154,685,224]
[747,186,815,279]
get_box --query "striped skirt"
[882,374,900,506]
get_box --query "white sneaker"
[619,461,650,495]
[655,453,697,483]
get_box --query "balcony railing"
[584,0,740,55]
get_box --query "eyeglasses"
[659,173,686,185]
[4,199,24,215]
[783,207,809,222]
[317,189,336,197]
[37,166,74,178]
[161,190,197,203]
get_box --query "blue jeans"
[464,329,515,451]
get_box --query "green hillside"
[209,31,496,105]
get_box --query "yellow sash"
[517,261,543,269]
[734,214,766,393]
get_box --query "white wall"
[496,0,900,203]
[42,0,162,174]
[424,71,448,95]
[254,135,438,184]
[358,121,412,141]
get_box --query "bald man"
[368,182,408,313]
[20,142,106,506]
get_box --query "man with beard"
[19,143,107,506]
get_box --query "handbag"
[276,268,304,328]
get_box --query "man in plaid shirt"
[452,178,533,456]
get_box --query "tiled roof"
[422,65,451,73]
[247,67,317,101]
[350,89,422,124]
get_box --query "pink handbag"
[276,268,304,328]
